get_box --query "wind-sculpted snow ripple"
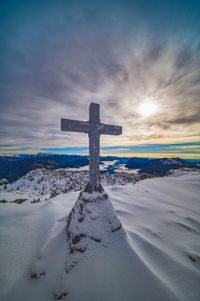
[106,171,200,301]
[0,170,200,301]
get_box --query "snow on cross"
[61,103,122,192]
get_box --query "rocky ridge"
[1,168,141,200]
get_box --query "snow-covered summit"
[139,157,199,176]
[0,170,200,300]
[161,158,182,165]
[35,152,55,157]
[65,190,125,272]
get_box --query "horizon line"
[0,151,199,160]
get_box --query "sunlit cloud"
[138,102,157,117]
[0,0,200,157]
[171,145,200,149]
[101,152,200,159]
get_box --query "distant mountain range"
[0,153,199,182]
[0,153,129,182]
[125,157,154,169]
[139,158,200,176]
[0,153,89,182]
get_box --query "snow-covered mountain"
[139,157,199,176]
[0,154,90,182]
[1,153,199,183]
[0,153,131,183]
[0,168,144,203]
[1,162,199,204]
[0,169,200,301]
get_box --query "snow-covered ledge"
[65,189,125,272]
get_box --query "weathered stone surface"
[65,190,125,272]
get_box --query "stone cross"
[61,103,122,192]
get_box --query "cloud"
[169,115,200,125]
[0,0,200,154]
[172,144,200,150]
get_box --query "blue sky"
[0,0,200,158]
[40,142,200,159]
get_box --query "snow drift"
[0,170,200,301]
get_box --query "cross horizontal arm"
[99,123,122,135]
[61,119,90,133]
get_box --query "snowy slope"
[0,170,200,301]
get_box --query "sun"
[139,102,157,117]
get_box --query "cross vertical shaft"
[89,103,100,191]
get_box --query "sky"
[0,0,200,158]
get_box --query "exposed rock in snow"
[0,178,8,185]
[65,189,125,272]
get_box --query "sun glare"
[139,102,157,117]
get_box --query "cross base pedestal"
[84,182,104,193]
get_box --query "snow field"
[0,170,199,300]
